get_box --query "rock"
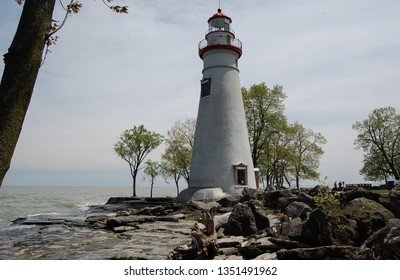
[224,203,258,237]
[217,236,244,248]
[284,201,313,221]
[217,194,241,207]
[341,188,382,205]
[297,192,315,208]
[265,214,281,237]
[84,215,110,224]
[388,189,400,218]
[278,196,300,211]
[342,197,395,244]
[268,237,311,249]
[240,187,261,202]
[238,245,264,259]
[136,205,166,216]
[362,218,400,259]
[294,208,358,246]
[246,200,270,230]
[281,218,303,239]
[187,200,221,212]
[263,189,295,210]
[105,216,157,229]
[13,215,86,227]
[254,252,278,260]
[309,185,330,196]
[213,212,231,231]
[112,226,137,233]
[242,237,282,253]
[276,246,369,260]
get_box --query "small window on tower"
[200,78,211,98]
[233,163,248,186]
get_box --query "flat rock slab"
[0,218,193,260]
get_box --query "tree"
[242,83,287,168]
[143,159,161,198]
[288,122,327,189]
[161,118,196,188]
[160,146,182,196]
[353,107,400,181]
[113,125,163,197]
[0,0,127,188]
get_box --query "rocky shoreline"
[1,185,399,260]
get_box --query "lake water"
[0,185,183,229]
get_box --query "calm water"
[0,185,182,228]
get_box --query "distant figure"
[334,181,337,189]
[342,181,345,189]
[338,181,342,189]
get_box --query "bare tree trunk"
[174,207,218,259]
[0,0,56,187]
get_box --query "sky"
[0,0,399,188]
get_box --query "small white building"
[177,8,257,202]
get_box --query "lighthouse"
[177,8,257,202]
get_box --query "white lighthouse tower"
[177,8,257,202]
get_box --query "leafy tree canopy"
[353,106,400,181]
[114,125,163,197]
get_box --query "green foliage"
[314,189,341,216]
[161,118,195,189]
[242,83,287,168]
[242,83,327,189]
[289,122,327,189]
[353,107,400,181]
[143,159,161,198]
[114,125,163,197]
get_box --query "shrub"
[314,188,341,216]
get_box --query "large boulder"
[341,188,381,205]
[388,189,400,218]
[291,208,358,246]
[342,197,395,244]
[362,218,400,259]
[224,203,258,237]
[284,201,313,221]
[263,190,295,210]
[297,192,316,208]
[246,200,270,230]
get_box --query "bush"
[314,188,341,216]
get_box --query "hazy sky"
[1,0,399,188]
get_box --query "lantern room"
[198,8,242,59]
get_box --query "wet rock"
[13,215,86,227]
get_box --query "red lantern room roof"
[208,8,232,23]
